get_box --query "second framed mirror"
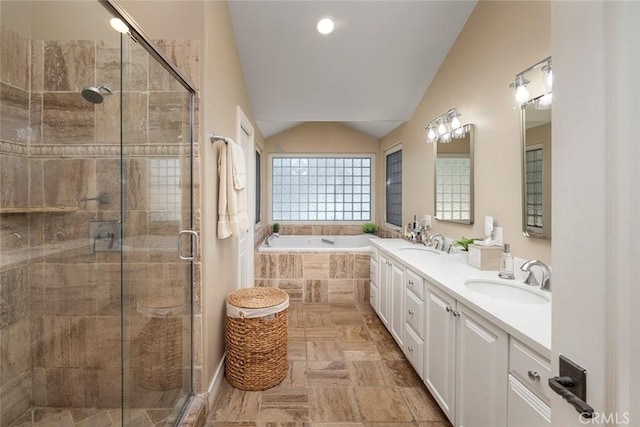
[434,124,474,224]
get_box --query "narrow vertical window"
[256,150,261,224]
[385,148,402,227]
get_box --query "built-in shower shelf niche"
[0,206,79,214]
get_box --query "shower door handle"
[178,230,199,261]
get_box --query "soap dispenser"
[498,243,515,279]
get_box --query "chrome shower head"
[81,84,112,104]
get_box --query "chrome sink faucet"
[425,233,445,251]
[520,260,551,291]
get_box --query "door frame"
[236,106,255,288]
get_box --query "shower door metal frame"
[97,0,198,425]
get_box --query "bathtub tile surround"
[207,302,451,426]
[255,250,371,305]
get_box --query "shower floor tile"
[206,303,451,427]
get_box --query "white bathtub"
[259,234,377,252]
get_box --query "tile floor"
[9,406,181,426]
[207,302,452,427]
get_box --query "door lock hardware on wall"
[548,355,594,419]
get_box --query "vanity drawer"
[406,268,424,300]
[370,258,378,287]
[405,289,424,338]
[404,325,424,378]
[509,339,552,403]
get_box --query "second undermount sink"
[464,279,550,305]
[398,247,441,256]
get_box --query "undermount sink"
[398,247,441,255]
[464,279,550,305]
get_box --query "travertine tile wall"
[274,224,366,236]
[377,224,403,239]
[0,19,202,424]
[254,251,371,305]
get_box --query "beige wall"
[379,0,551,263]
[267,121,378,154]
[200,0,264,393]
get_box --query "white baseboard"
[207,353,226,409]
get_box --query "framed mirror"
[434,124,474,224]
[521,101,551,239]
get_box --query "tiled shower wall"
[0,20,202,425]
[254,251,371,304]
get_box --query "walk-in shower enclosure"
[0,1,196,425]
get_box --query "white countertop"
[370,238,551,358]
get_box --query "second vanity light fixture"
[510,56,552,108]
[425,108,468,143]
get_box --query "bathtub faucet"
[265,233,280,247]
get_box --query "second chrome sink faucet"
[520,260,551,292]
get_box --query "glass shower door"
[120,31,194,425]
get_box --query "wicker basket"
[137,297,183,391]
[225,287,289,391]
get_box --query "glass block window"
[526,148,544,228]
[149,158,181,221]
[271,156,372,221]
[385,149,402,227]
[256,150,261,224]
[435,156,471,221]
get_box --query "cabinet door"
[507,375,551,427]
[456,304,508,427]
[378,254,391,327]
[424,284,457,424]
[390,262,405,346]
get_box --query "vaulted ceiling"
[228,1,477,139]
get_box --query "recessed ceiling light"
[110,17,129,34]
[317,18,335,35]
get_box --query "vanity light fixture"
[425,108,468,143]
[510,56,552,107]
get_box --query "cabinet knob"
[408,280,414,285]
[446,306,453,313]
[408,309,414,315]
[452,310,460,317]
[527,371,541,381]
[408,346,414,352]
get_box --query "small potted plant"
[272,223,280,235]
[362,223,378,235]
[452,236,482,262]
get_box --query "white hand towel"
[216,142,232,239]
[228,139,246,190]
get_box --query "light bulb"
[317,18,335,35]
[515,84,529,105]
[450,114,461,130]
[437,120,447,135]
[426,125,436,142]
[110,17,129,34]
